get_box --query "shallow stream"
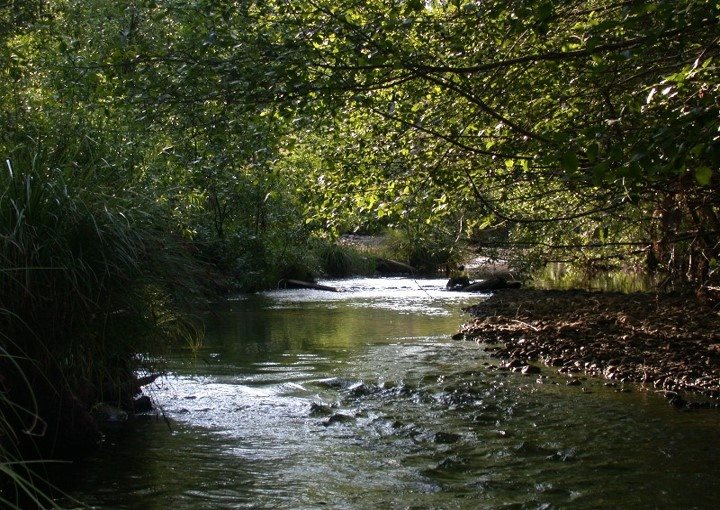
[62,278,720,509]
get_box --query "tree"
[288,0,720,287]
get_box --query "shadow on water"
[532,262,654,293]
[58,278,720,509]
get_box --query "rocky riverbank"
[456,289,720,408]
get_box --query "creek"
[61,278,720,509]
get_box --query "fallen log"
[374,257,416,275]
[461,276,522,292]
[278,279,339,292]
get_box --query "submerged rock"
[662,391,687,408]
[309,402,335,417]
[133,395,153,413]
[521,365,541,375]
[446,276,471,291]
[433,431,462,444]
[313,377,352,389]
[92,403,128,423]
[323,413,355,426]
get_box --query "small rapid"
[61,278,720,509]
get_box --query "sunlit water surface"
[61,278,720,509]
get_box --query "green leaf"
[690,144,705,157]
[592,161,609,185]
[560,152,579,173]
[536,2,553,20]
[586,36,600,51]
[695,166,712,186]
[406,0,424,13]
[586,143,599,163]
[593,226,607,242]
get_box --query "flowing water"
[61,278,720,509]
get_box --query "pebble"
[461,289,720,409]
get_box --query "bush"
[381,228,462,275]
[317,242,377,277]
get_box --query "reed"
[318,242,377,277]
[0,155,205,497]
[0,339,65,509]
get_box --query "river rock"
[314,377,352,389]
[446,276,471,290]
[521,365,541,375]
[348,381,376,396]
[323,413,355,426]
[133,395,153,413]
[309,402,335,417]
[433,431,462,444]
[503,358,525,369]
[662,390,688,408]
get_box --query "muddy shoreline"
[456,289,720,408]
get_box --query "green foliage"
[317,242,377,278]
[2,2,720,491]
[0,346,44,509]
[290,0,720,288]
[379,228,459,275]
[0,153,206,472]
[531,262,654,294]
[0,158,201,349]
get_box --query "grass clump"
[318,242,377,278]
[0,158,206,500]
[375,229,464,275]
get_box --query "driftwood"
[459,276,522,292]
[374,258,416,275]
[278,279,339,292]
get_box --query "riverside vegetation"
[1,1,719,506]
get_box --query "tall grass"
[0,341,63,509]
[0,156,205,499]
[1,159,200,356]
[371,229,463,275]
[317,242,377,277]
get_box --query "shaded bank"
[456,289,720,407]
[0,164,210,507]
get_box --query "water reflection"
[62,278,720,509]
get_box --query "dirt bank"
[456,289,720,408]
